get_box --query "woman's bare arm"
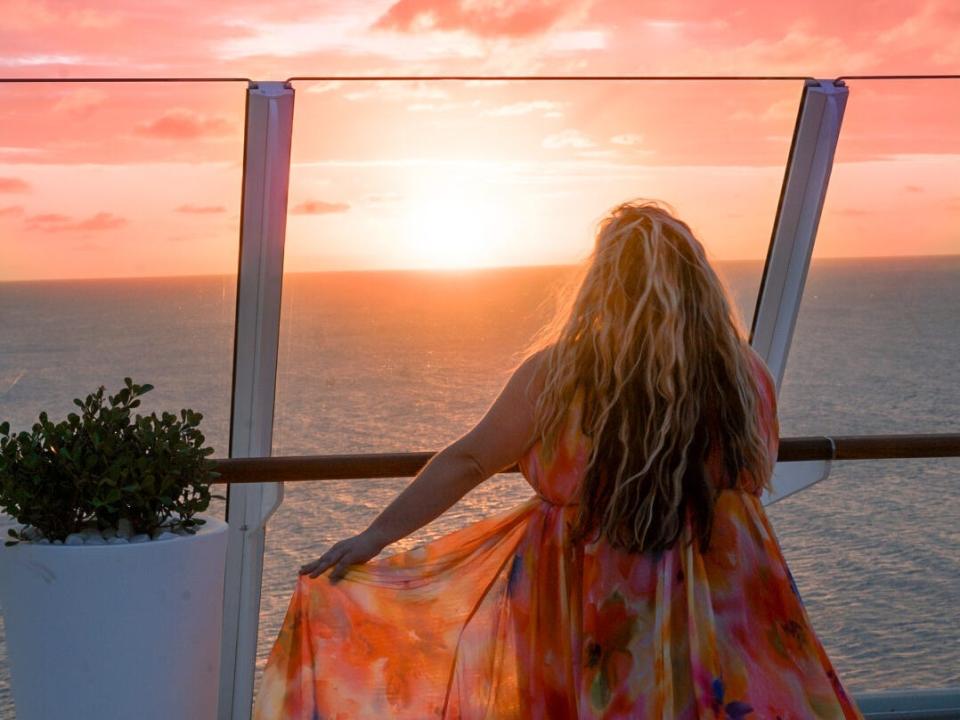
[300,350,545,581]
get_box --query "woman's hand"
[299,528,388,582]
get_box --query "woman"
[253,200,864,719]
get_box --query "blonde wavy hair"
[526,199,774,555]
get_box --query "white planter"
[0,513,228,720]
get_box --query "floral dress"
[253,352,865,719]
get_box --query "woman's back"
[520,348,777,507]
[254,348,864,719]
[499,347,860,719]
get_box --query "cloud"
[484,100,564,116]
[3,0,121,32]
[0,177,31,193]
[218,14,487,62]
[668,20,878,75]
[373,0,572,38]
[875,1,949,48]
[366,192,404,205]
[577,149,616,159]
[305,81,344,94]
[904,184,924,193]
[0,205,25,217]
[51,87,108,116]
[345,83,449,103]
[547,29,606,51]
[65,212,128,232]
[0,0,122,32]
[0,147,42,157]
[25,211,127,232]
[69,7,123,29]
[542,129,594,149]
[26,212,69,224]
[760,97,801,122]
[290,200,350,214]
[176,204,227,214]
[731,98,800,124]
[133,109,235,140]
[463,79,510,87]
[0,54,83,67]
[406,99,481,112]
[645,19,684,31]
[0,0,56,31]
[610,133,644,145]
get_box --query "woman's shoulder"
[512,347,551,402]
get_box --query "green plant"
[0,378,225,545]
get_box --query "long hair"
[525,199,775,555]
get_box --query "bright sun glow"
[401,185,509,269]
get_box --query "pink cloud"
[290,200,350,214]
[0,177,31,193]
[373,0,572,38]
[25,211,128,232]
[0,204,25,217]
[51,87,109,117]
[25,212,69,224]
[366,193,403,205]
[484,100,564,116]
[610,133,643,145]
[132,109,235,140]
[175,204,227,214]
[73,212,128,231]
[0,0,122,31]
[0,0,57,31]
[542,128,593,149]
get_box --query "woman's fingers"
[300,543,345,577]
[300,540,360,579]
[318,545,342,570]
[329,553,356,582]
[304,555,334,578]
[316,548,344,576]
[299,532,382,581]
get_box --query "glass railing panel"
[766,459,959,692]
[0,79,246,716]
[775,79,960,691]
[257,78,803,692]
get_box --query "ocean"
[0,257,957,715]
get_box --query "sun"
[401,185,508,269]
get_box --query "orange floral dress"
[253,353,864,719]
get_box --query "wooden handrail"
[210,433,960,484]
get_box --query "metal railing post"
[218,80,294,720]
[750,78,848,504]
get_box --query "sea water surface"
[0,257,957,715]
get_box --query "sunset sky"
[1,0,958,281]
